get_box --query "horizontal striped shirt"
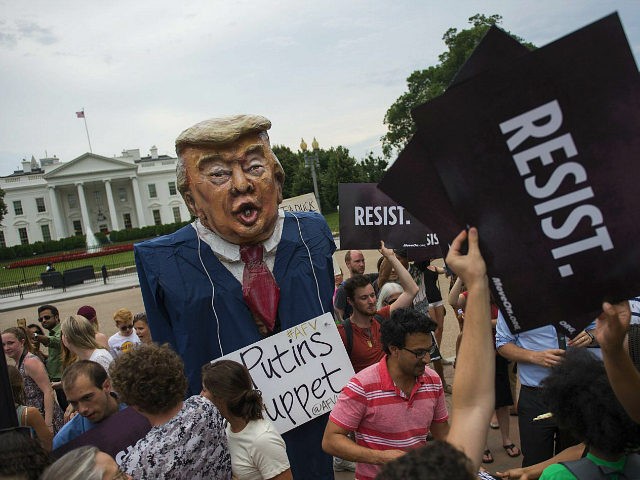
[329,356,448,480]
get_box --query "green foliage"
[382,14,536,158]
[272,144,389,213]
[323,211,339,233]
[0,221,189,261]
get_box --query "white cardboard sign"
[217,313,355,434]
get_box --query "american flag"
[76,110,85,118]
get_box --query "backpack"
[560,453,640,479]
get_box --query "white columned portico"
[130,176,147,227]
[75,182,92,234]
[103,179,119,230]
[47,185,66,239]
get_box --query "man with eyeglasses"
[323,307,449,480]
[338,241,418,373]
[34,304,67,410]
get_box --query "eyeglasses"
[119,324,134,332]
[402,345,436,359]
[38,315,52,322]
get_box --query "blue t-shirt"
[53,403,126,450]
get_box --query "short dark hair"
[541,348,640,456]
[0,429,51,480]
[202,360,263,422]
[376,440,474,480]
[38,304,59,317]
[110,343,187,415]
[27,324,44,335]
[344,274,372,301]
[380,307,436,354]
[62,360,108,392]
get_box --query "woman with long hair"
[2,326,64,434]
[8,364,53,451]
[202,360,292,480]
[61,315,114,373]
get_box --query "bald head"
[345,250,365,275]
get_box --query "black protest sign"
[378,27,529,254]
[408,13,640,335]
[338,183,442,256]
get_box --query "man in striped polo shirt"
[323,307,449,480]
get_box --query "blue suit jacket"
[134,211,336,479]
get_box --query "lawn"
[0,251,135,287]
[324,211,339,233]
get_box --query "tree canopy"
[272,145,388,213]
[382,14,535,158]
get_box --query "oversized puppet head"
[176,114,285,245]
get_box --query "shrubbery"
[0,221,189,261]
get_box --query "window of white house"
[41,224,51,242]
[36,197,46,213]
[18,227,29,245]
[0,231,6,248]
[148,184,157,198]
[73,220,83,236]
[123,213,132,229]
[168,181,177,196]
[68,194,78,209]
[152,209,162,226]
[118,187,128,202]
[172,206,181,223]
[13,200,23,215]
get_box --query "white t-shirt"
[226,418,290,480]
[108,331,141,358]
[89,348,114,372]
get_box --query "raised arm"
[596,300,640,423]
[448,277,465,310]
[442,228,493,471]
[378,241,418,312]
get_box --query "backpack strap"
[560,454,640,479]
[343,317,353,356]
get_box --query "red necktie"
[240,245,280,334]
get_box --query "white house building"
[0,147,190,248]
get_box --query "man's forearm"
[387,255,418,297]
[497,342,535,364]
[323,433,402,465]
[448,277,464,308]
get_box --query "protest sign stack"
[378,13,640,335]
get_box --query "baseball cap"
[77,305,96,320]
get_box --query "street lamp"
[300,137,322,213]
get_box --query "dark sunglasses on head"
[38,315,52,322]
[119,324,134,332]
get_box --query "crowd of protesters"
[2,230,638,480]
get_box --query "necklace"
[362,327,373,348]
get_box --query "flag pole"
[76,108,93,153]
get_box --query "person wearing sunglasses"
[34,304,67,410]
[323,306,448,480]
[107,309,140,359]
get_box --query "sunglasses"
[38,314,52,322]
[119,324,134,332]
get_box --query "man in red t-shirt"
[338,241,419,372]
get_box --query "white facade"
[0,148,190,248]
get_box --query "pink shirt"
[329,356,448,480]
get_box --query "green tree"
[272,145,304,200]
[319,146,364,213]
[0,187,6,225]
[358,152,389,183]
[382,14,535,157]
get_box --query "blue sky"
[0,0,638,176]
